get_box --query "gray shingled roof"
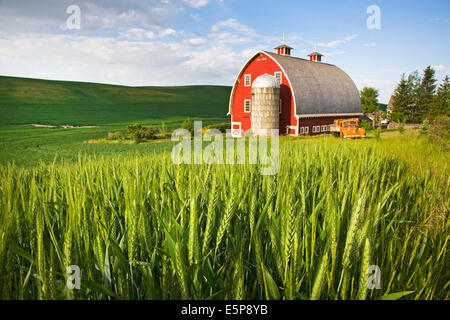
[228,51,362,117]
[264,52,362,116]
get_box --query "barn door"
[231,122,242,137]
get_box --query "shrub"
[109,131,124,140]
[160,121,170,138]
[421,119,430,134]
[143,127,158,140]
[374,127,381,139]
[427,115,449,149]
[182,118,194,136]
[127,124,158,143]
[360,120,373,131]
[398,123,405,134]
[203,122,231,134]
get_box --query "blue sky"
[0,0,449,103]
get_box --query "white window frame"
[300,127,305,134]
[305,126,309,134]
[244,74,251,87]
[274,71,282,85]
[312,126,320,133]
[244,99,251,113]
[321,125,328,132]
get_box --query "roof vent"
[308,52,323,62]
[274,44,293,56]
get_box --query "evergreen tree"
[360,87,379,113]
[432,75,450,116]
[407,71,422,122]
[391,74,412,122]
[418,66,437,121]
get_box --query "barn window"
[313,126,320,133]
[244,74,251,87]
[274,72,282,85]
[321,125,328,132]
[300,127,305,135]
[244,99,251,113]
[305,126,309,134]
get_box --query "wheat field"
[0,138,448,300]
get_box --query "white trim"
[300,126,309,135]
[244,74,251,87]
[244,99,251,113]
[286,125,297,136]
[321,125,328,132]
[263,53,297,115]
[228,51,297,117]
[298,113,363,118]
[231,122,242,137]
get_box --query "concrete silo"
[251,73,280,136]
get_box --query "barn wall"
[298,116,351,136]
[231,52,296,135]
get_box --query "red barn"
[228,44,362,136]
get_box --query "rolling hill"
[0,76,231,125]
[0,76,231,166]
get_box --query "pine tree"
[391,74,412,122]
[407,71,422,122]
[418,66,437,121]
[432,75,450,117]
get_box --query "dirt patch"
[61,125,98,129]
[25,124,99,129]
[26,124,57,128]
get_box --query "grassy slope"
[0,76,231,166]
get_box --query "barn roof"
[228,51,362,118]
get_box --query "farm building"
[228,44,362,136]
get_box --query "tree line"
[359,66,449,124]
[390,66,449,123]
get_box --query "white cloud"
[119,28,155,40]
[211,18,254,34]
[182,0,210,8]
[0,32,245,86]
[159,28,179,37]
[208,18,256,45]
[184,37,207,46]
[0,0,189,33]
[316,34,358,48]
[431,64,448,72]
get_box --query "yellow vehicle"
[329,118,366,138]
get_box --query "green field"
[0,76,230,166]
[0,76,448,300]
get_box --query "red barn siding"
[298,116,351,135]
[231,52,297,135]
